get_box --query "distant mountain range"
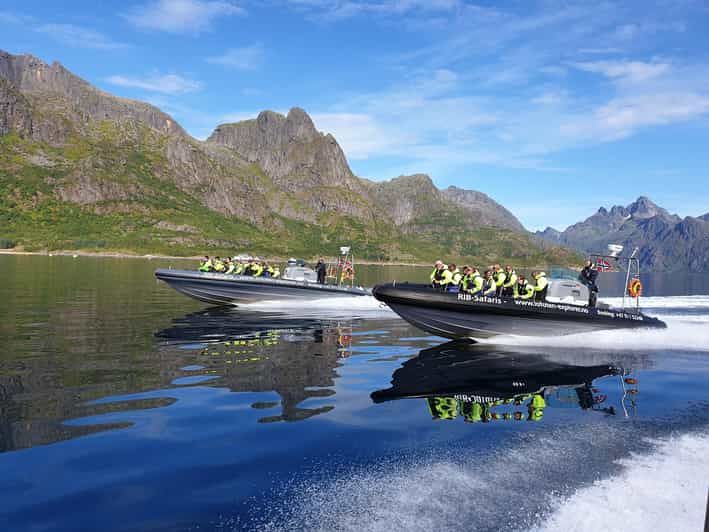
[0,49,577,265]
[536,197,709,272]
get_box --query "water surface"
[0,255,708,531]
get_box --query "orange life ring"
[628,278,642,298]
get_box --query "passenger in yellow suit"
[430,261,448,289]
[532,271,549,301]
[493,264,507,296]
[462,267,484,296]
[251,262,264,277]
[482,270,497,296]
[272,266,281,278]
[445,263,462,292]
[213,257,226,273]
[199,256,212,272]
[501,265,517,297]
[514,276,534,299]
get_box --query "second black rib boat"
[372,282,666,341]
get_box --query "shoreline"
[0,249,432,267]
[0,249,579,269]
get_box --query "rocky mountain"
[0,49,577,265]
[536,197,709,272]
[441,186,525,232]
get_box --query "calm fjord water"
[1,255,708,532]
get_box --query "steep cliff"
[0,49,576,265]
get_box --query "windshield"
[549,267,580,281]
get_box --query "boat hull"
[373,283,666,340]
[155,269,371,306]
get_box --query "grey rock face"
[207,108,357,191]
[0,50,185,142]
[441,186,525,232]
[0,79,32,136]
[370,174,440,226]
[535,197,709,272]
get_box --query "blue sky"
[2,0,709,230]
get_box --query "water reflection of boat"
[156,308,356,422]
[371,341,624,423]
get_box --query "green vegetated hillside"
[0,50,579,266]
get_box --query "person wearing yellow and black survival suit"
[199,256,213,272]
[501,265,517,297]
[430,260,448,290]
[212,256,226,273]
[493,264,507,296]
[316,258,327,284]
[475,270,497,297]
[445,263,462,292]
[513,275,534,299]
[461,266,484,296]
[531,271,549,301]
[262,263,274,277]
[244,260,263,277]
[580,260,600,308]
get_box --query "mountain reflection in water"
[0,308,362,452]
[372,341,647,424]
[156,307,359,422]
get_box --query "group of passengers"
[430,261,549,301]
[198,256,280,278]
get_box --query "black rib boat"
[374,247,667,341]
[372,282,666,340]
[155,269,370,306]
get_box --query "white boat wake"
[478,294,709,351]
[244,427,709,532]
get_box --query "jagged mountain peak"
[442,185,525,232]
[207,106,357,192]
[535,196,709,272]
[628,196,666,219]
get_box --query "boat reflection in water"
[156,308,357,423]
[372,341,642,423]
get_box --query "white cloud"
[311,113,399,160]
[285,0,461,21]
[34,24,129,50]
[571,59,671,83]
[207,44,264,69]
[124,0,244,34]
[106,73,203,94]
[531,90,568,106]
[0,11,26,24]
[592,92,709,139]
